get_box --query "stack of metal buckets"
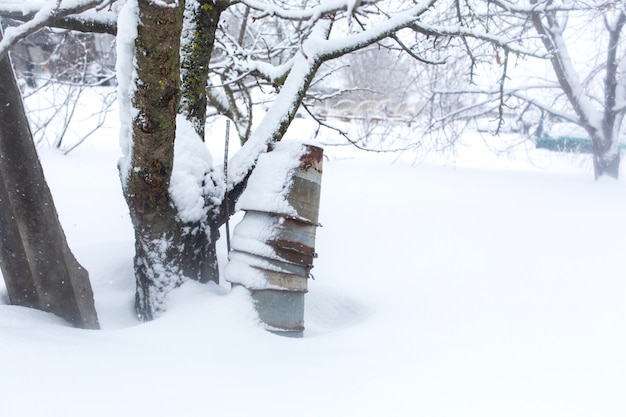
[226,143,323,337]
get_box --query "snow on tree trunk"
[178,0,227,284]
[0,33,99,329]
[119,0,186,320]
[169,115,223,285]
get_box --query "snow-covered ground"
[1,95,625,416]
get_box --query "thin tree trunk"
[178,0,228,285]
[0,31,98,329]
[595,10,626,180]
[180,0,226,140]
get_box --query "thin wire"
[224,119,231,256]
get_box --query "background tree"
[428,0,626,179]
[526,0,625,179]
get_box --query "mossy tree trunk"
[177,0,227,285]
[180,0,226,140]
[124,0,186,320]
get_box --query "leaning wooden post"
[0,34,99,329]
[225,142,323,337]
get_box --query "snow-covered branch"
[0,0,116,59]
[224,0,559,190]
[240,0,380,21]
[530,6,604,138]
[509,91,580,125]
[226,19,332,189]
[315,2,436,60]
[409,22,547,59]
[490,0,610,14]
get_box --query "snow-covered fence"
[224,142,323,337]
[313,98,418,123]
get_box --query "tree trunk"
[180,0,225,140]
[178,0,227,285]
[0,33,99,329]
[531,7,622,180]
[592,135,620,179]
[124,0,186,320]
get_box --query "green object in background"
[536,134,626,154]
[535,135,594,153]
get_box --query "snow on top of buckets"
[236,140,313,218]
[224,258,273,290]
[225,140,320,290]
[224,250,308,290]
[229,211,284,258]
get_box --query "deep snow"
[1,99,625,416]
